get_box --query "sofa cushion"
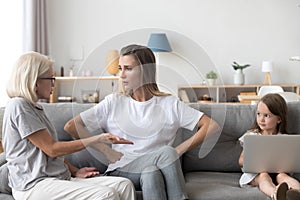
[41,103,109,171]
[65,148,109,173]
[0,194,14,200]
[182,102,300,173]
[183,140,242,173]
[0,163,11,194]
[41,103,102,141]
[182,103,255,172]
[185,172,269,200]
[286,101,300,134]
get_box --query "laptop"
[243,134,300,173]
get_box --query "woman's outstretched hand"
[99,133,134,145]
[85,133,133,164]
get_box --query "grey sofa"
[0,102,300,200]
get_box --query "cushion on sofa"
[286,101,300,134]
[65,148,109,173]
[183,103,256,172]
[0,163,11,194]
[0,193,14,200]
[41,103,100,141]
[185,172,269,200]
[182,102,300,174]
[41,103,110,171]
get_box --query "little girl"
[238,93,300,200]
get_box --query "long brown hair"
[119,44,170,96]
[252,93,287,134]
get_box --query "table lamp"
[147,33,172,70]
[147,33,172,52]
[106,50,119,91]
[106,50,119,76]
[262,61,273,85]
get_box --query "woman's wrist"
[65,160,79,177]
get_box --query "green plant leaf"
[206,70,217,79]
[232,61,251,70]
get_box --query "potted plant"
[231,61,251,85]
[206,70,218,86]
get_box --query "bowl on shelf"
[81,90,99,103]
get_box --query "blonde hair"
[118,44,170,97]
[6,52,54,105]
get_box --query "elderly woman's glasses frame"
[39,77,56,84]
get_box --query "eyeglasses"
[39,77,56,84]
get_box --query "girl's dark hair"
[120,44,170,96]
[253,93,288,133]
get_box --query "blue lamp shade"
[147,33,172,52]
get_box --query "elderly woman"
[3,51,136,200]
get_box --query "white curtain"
[23,0,49,55]
[0,1,23,107]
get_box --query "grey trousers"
[108,146,188,200]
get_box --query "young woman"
[64,44,220,200]
[238,93,300,200]
[3,52,136,200]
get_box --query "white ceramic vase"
[233,69,244,85]
[207,79,216,86]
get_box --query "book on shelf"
[238,92,259,103]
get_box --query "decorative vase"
[233,69,244,85]
[207,79,216,86]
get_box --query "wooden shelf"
[50,76,119,103]
[55,76,119,81]
[178,84,299,103]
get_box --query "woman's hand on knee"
[75,167,100,178]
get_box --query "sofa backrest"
[182,102,300,173]
[41,103,97,140]
[42,103,109,172]
[1,101,300,174]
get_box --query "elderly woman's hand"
[74,167,100,178]
[98,133,134,145]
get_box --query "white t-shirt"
[81,93,203,172]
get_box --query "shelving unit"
[55,76,119,81]
[50,76,119,103]
[178,84,299,103]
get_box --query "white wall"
[47,0,300,101]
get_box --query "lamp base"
[263,72,272,85]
